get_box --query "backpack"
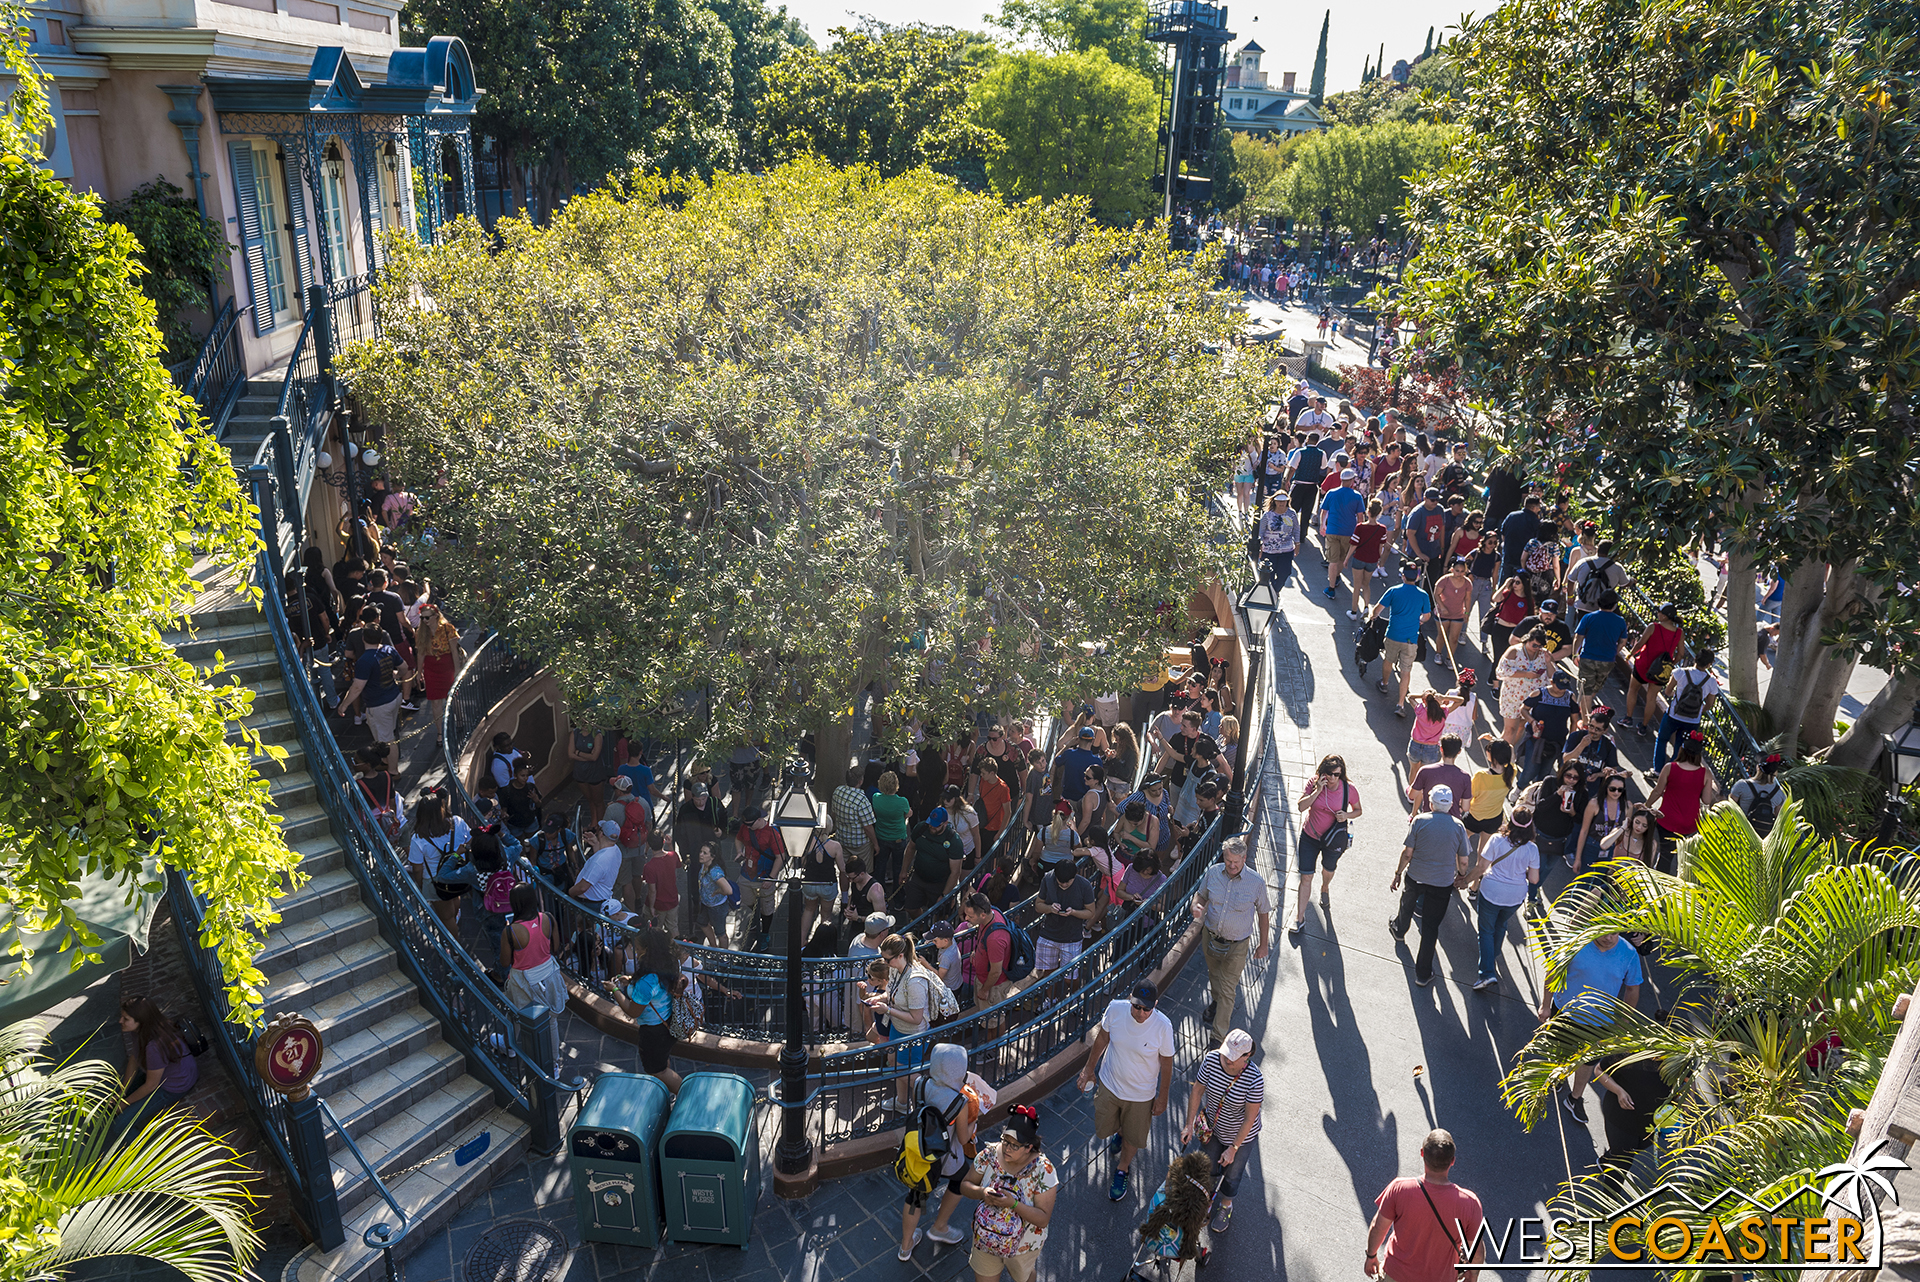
[901,965,960,1021]
[1354,614,1388,668]
[894,1077,966,1192]
[1577,557,1614,608]
[1673,669,1709,720]
[482,867,517,914]
[359,772,403,842]
[617,797,648,847]
[173,1011,212,1058]
[1742,781,1783,836]
[487,749,515,787]
[1523,538,1557,574]
[1294,445,1325,484]
[984,917,1036,984]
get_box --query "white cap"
[1427,784,1454,811]
[1341,468,1358,481]
[1222,1029,1255,1059]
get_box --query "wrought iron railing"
[327,271,376,353]
[177,297,250,438]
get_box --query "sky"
[778,0,1486,98]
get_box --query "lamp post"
[772,763,820,1176]
[1225,579,1277,834]
[1879,701,1920,845]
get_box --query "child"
[857,959,893,1043]
[1129,1151,1217,1280]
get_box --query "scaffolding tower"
[1148,0,1235,231]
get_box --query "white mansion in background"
[1222,41,1328,136]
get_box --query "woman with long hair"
[414,601,463,748]
[1600,803,1660,869]
[1105,724,1141,785]
[1294,754,1361,931]
[500,883,568,1076]
[1647,732,1717,873]
[1464,737,1513,854]
[1467,809,1540,992]
[609,928,685,1095]
[867,933,941,1111]
[1405,690,1454,774]
[408,787,471,933]
[1495,629,1552,745]
[1485,577,1534,690]
[1574,771,1632,871]
[110,995,199,1142]
[1030,800,1080,878]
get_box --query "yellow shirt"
[1469,769,1510,821]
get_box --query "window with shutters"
[251,146,293,319]
[320,143,354,281]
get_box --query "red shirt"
[641,853,681,910]
[1376,1177,1484,1282]
[1352,522,1389,564]
[965,911,1012,985]
[976,771,1011,832]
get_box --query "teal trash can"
[659,1072,762,1247]
[570,1072,672,1248]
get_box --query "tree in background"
[401,0,756,219]
[757,24,1003,179]
[707,0,815,167]
[340,160,1271,777]
[1278,120,1454,235]
[0,28,297,1014]
[1319,76,1411,127]
[986,0,1159,77]
[1224,131,1305,223]
[1307,10,1329,105]
[100,178,229,364]
[972,48,1157,224]
[1394,0,1920,762]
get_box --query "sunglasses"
[1129,1000,1154,1012]
[1607,785,1626,793]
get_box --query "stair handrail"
[177,297,251,441]
[316,1098,409,1252]
[242,459,571,1156]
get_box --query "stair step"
[322,1041,471,1145]
[305,970,417,1045]
[273,800,334,848]
[257,900,380,976]
[329,1078,496,1218]
[234,706,301,748]
[253,740,309,778]
[276,865,360,929]
[263,935,394,1007]
[265,762,315,810]
[287,1111,530,1282]
[315,1008,445,1098]
[291,835,347,878]
[167,622,276,666]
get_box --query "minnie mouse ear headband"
[1687,730,1707,744]
[1763,752,1785,767]
[1002,1104,1042,1146]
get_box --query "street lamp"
[1225,579,1278,833]
[1887,701,1920,790]
[771,762,820,1176]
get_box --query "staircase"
[218,378,287,471]
[167,579,529,1282]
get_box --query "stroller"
[1353,613,1389,677]
[1123,1149,1226,1280]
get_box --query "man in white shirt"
[570,820,634,921]
[1296,395,1337,435]
[1077,980,1176,1203]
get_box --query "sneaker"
[1375,680,1389,693]
[1561,1088,1589,1124]
[1319,890,1332,911]
[1416,973,1434,987]
[1210,1202,1234,1233]
[1110,1169,1130,1201]
[898,1228,924,1261]
[1386,918,1407,941]
[1472,976,1499,991]
[1395,704,1408,718]
[1204,999,1217,1027]
[927,1225,967,1246]
[1324,586,1337,599]
[399,700,420,713]
[1346,609,1360,620]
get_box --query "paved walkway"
[379,534,1635,1282]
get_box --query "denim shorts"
[1407,739,1442,766]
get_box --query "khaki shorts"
[1383,636,1418,682]
[970,1246,1040,1281]
[1327,533,1353,563]
[1094,1081,1154,1150]
[1578,657,1614,699]
[977,980,1017,1008]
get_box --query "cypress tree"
[1308,10,1329,104]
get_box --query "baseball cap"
[1549,668,1571,687]
[1130,981,1160,1009]
[929,920,958,940]
[864,912,895,935]
[1054,800,1072,814]
[1340,468,1358,481]
[1078,726,1096,740]
[1401,562,1422,580]
[741,804,767,822]
[927,806,949,828]
[1540,598,1560,612]
[1427,784,1454,810]
[1658,601,1681,621]
[542,812,564,832]
[1222,1029,1256,1058]
[1424,486,1442,499]
[691,782,710,802]
[1077,703,1096,717]
[610,774,633,793]
[597,819,622,839]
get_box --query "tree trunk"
[1724,548,1758,704]
[1762,559,1838,752]
[1830,672,1920,770]
[1798,646,1858,752]
[813,714,857,799]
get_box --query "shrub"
[102,177,231,363]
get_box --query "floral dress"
[1496,645,1552,720]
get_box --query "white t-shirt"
[1668,669,1721,724]
[574,844,624,907]
[1096,999,1176,1103]
[408,818,470,875]
[1478,835,1539,908]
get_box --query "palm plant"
[0,1019,260,1282]
[1505,800,1920,1278]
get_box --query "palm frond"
[1779,764,1882,838]
[1764,863,1920,1002]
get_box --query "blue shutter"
[228,142,275,335]
[280,149,316,295]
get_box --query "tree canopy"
[1394,0,1920,763]
[985,0,1159,78]
[971,48,1157,224]
[0,30,297,1017]
[756,24,1002,180]
[1225,131,1306,218]
[339,161,1270,773]
[1278,120,1455,235]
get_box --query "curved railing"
[179,297,250,437]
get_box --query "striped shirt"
[1195,1051,1264,1141]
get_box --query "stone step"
[253,739,310,780]
[167,622,276,666]
[210,649,287,690]
[286,1111,530,1282]
[329,1076,498,1222]
[257,899,380,977]
[321,1040,471,1151]
[275,866,360,930]
[262,935,394,1008]
[264,761,315,812]
[305,969,418,1046]
[291,836,346,879]
[273,800,334,849]
[234,706,302,749]
[313,1006,445,1099]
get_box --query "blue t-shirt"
[1321,486,1365,537]
[699,864,730,907]
[617,762,655,798]
[1574,609,1629,663]
[353,646,403,707]
[1378,583,1432,644]
[1057,746,1103,801]
[1556,939,1643,1020]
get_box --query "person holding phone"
[1293,755,1361,936]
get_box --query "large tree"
[985,0,1159,78]
[400,0,751,219]
[1277,120,1456,235]
[338,161,1269,777]
[755,23,1003,179]
[971,48,1158,225]
[1393,0,1920,764]
[0,30,297,1014]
